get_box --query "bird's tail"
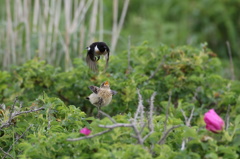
[86,54,98,72]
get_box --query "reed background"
[0,0,129,70]
[0,0,239,79]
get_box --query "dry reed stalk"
[111,0,129,53]
[64,0,72,69]
[51,0,62,64]
[70,0,86,33]
[38,2,46,60]
[111,0,118,52]
[1,0,129,70]
[5,0,12,68]
[15,0,23,65]
[23,0,31,60]
[99,0,104,41]
[9,0,16,64]
[88,0,98,44]
[33,0,40,32]
[79,25,85,58]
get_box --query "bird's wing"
[111,90,117,95]
[86,53,98,72]
[94,97,103,107]
[88,86,100,94]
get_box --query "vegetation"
[1,0,240,158]
[1,43,240,158]
[0,0,239,79]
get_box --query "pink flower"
[204,109,224,133]
[79,127,91,136]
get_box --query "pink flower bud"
[204,109,224,133]
[79,127,91,136]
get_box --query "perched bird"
[86,81,117,117]
[86,42,110,71]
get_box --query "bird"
[86,81,117,117]
[86,42,110,71]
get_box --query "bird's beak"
[104,81,109,86]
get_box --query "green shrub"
[1,43,240,158]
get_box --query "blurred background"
[0,0,239,79]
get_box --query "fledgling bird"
[86,42,110,71]
[86,81,117,117]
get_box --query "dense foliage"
[1,43,240,158]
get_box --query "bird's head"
[100,81,110,88]
[97,42,110,53]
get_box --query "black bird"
[86,42,110,71]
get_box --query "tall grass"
[0,0,129,70]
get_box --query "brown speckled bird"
[86,42,110,72]
[86,81,117,117]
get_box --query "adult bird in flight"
[86,42,110,71]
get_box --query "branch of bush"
[0,147,14,159]
[67,90,181,147]
[0,98,45,130]
[2,124,32,159]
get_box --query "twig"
[187,107,195,126]
[12,107,45,117]
[142,92,157,145]
[180,109,187,124]
[148,92,156,131]
[131,121,143,145]
[180,106,195,150]
[67,129,113,141]
[127,35,132,73]
[135,89,145,127]
[181,139,187,151]
[0,106,45,130]
[0,98,18,130]
[0,147,14,159]
[9,97,18,122]
[226,41,235,80]
[158,124,182,145]
[225,104,231,130]
[99,110,117,124]
[98,123,133,129]
[148,56,166,81]
[164,91,172,132]
[139,122,147,134]
[2,125,32,159]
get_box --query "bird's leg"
[94,56,100,61]
[97,107,101,119]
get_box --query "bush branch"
[99,110,117,124]
[164,91,172,132]
[226,41,235,80]
[0,98,45,130]
[158,124,182,145]
[98,123,133,128]
[2,125,32,159]
[0,147,14,159]
[67,129,113,141]
[180,107,195,150]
